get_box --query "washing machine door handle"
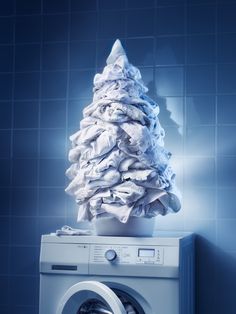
[56,280,127,314]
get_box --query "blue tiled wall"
[0,1,236,313]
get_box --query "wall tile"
[43,14,69,42]
[0,306,10,314]
[11,188,38,217]
[184,187,216,219]
[0,276,9,305]
[126,38,154,66]
[186,65,216,94]
[156,36,185,65]
[70,41,96,70]
[13,130,38,159]
[43,0,69,13]
[185,126,215,156]
[13,101,39,129]
[0,46,13,72]
[218,33,236,64]
[0,188,11,216]
[69,70,94,99]
[15,44,40,72]
[0,102,12,129]
[218,64,236,94]
[127,9,155,37]
[10,247,38,275]
[156,6,185,35]
[187,5,216,34]
[186,96,216,126]
[0,246,9,275]
[40,129,66,159]
[98,0,125,10]
[217,126,236,156]
[15,16,41,44]
[0,217,10,245]
[12,159,38,187]
[187,34,215,64]
[11,217,37,246]
[39,159,66,187]
[217,157,236,187]
[218,4,236,33]
[9,307,37,314]
[41,71,67,99]
[9,276,37,306]
[99,10,126,39]
[14,72,40,100]
[0,160,11,187]
[158,96,184,127]
[157,0,185,5]
[155,213,185,231]
[70,12,97,41]
[184,157,215,187]
[217,188,236,219]
[15,0,41,15]
[217,95,236,124]
[156,66,184,96]
[0,131,11,159]
[40,100,66,128]
[0,74,12,100]
[72,0,97,11]
[0,17,14,44]
[42,43,68,71]
[127,0,155,9]
[0,0,14,16]
[38,187,66,216]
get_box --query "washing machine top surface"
[41,231,193,246]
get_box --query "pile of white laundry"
[65,39,181,223]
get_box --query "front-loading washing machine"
[39,233,194,314]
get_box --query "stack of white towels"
[65,39,181,223]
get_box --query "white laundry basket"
[93,216,155,237]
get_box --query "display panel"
[138,249,155,257]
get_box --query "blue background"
[0,0,236,313]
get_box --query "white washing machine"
[39,233,194,314]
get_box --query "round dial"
[105,249,117,262]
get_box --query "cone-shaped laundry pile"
[65,39,181,223]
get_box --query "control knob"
[105,249,117,262]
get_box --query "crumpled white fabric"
[65,39,181,223]
[53,225,92,236]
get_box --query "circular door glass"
[78,298,113,314]
[77,289,144,314]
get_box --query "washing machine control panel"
[91,245,164,265]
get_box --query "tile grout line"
[8,0,17,308]
[64,0,72,224]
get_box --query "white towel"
[53,225,92,236]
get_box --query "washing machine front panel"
[40,234,194,314]
[56,280,145,314]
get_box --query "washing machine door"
[57,281,127,314]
